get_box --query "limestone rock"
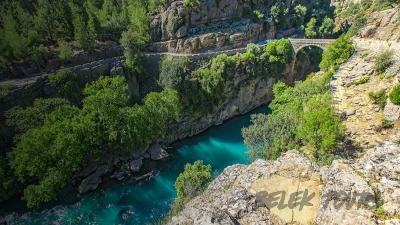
[129,158,143,173]
[78,164,112,193]
[384,99,400,121]
[316,161,376,225]
[175,26,188,38]
[169,151,321,225]
[148,143,169,160]
[344,108,356,117]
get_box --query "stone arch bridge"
[288,38,335,54]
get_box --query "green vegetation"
[243,36,353,165]
[5,76,181,208]
[378,73,392,80]
[319,34,355,71]
[48,69,78,93]
[374,50,394,74]
[270,1,289,29]
[369,90,387,109]
[389,84,400,105]
[159,160,212,224]
[59,42,73,64]
[175,160,212,198]
[159,57,191,91]
[375,118,393,132]
[319,17,335,37]
[159,40,293,115]
[261,39,294,77]
[354,76,369,85]
[305,18,318,38]
[0,0,153,76]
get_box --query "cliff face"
[359,8,400,41]
[169,141,400,225]
[148,0,314,53]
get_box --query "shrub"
[159,56,190,91]
[48,69,78,93]
[354,76,369,85]
[375,118,394,132]
[166,16,184,35]
[368,90,387,109]
[374,50,394,74]
[30,44,47,68]
[320,34,355,71]
[174,160,212,198]
[389,84,400,105]
[251,10,264,23]
[59,42,73,64]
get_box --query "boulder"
[129,158,143,172]
[175,26,188,38]
[148,143,169,160]
[384,99,400,121]
[78,164,112,193]
[344,108,356,117]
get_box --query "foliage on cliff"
[243,35,352,166]
[4,76,181,208]
[159,40,293,115]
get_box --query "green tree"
[270,1,288,29]
[319,34,354,71]
[319,17,335,37]
[70,2,95,53]
[294,5,307,27]
[59,41,73,63]
[9,105,89,208]
[296,93,344,165]
[174,160,212,198]
[159,57,191,91]
[261,39,294,77]
[305,18,317,38]
[120,1,149,73]
[5,98,70,134]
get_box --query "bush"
[174,160,212,198]
[251,10,264,23]
[30,44,47,68]
[368,90,387,109]
[374,50,394,74]
[389,84,400,105]
[261,39,294,77]
[166,16,184,35]
[48,69,78,93]
[320,34,355,71]
[354,76,369,85]
[59,42,73,64]
[159,56,190,91]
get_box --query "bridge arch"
[288,38,334,55]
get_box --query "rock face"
[384,99,400,121]
[148,0,321,53]
[169,150,321,225]
[148,143,169,160]
[359,8,400,41]
[171,141,400,224]
[316,161,376,225]
[78,164,113,193]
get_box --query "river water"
[0,104,271,225]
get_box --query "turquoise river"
[0,104,271,224]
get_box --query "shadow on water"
[0,104,271,225]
